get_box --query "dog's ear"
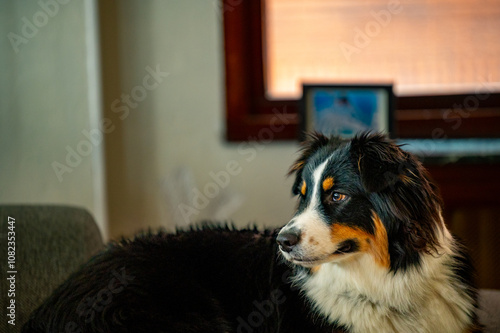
[350,133,408,193]
[288,132,330,195]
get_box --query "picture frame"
[300,84,396,139]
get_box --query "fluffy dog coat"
[22,133,480,333]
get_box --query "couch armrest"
[0,205,103,331]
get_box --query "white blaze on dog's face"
[277,134,391,270]
[280,159,340,266]
[278,133,446,272]
[276,133,477,333]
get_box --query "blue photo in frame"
[301,84,395,138]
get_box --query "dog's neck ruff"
[294,223,475,333]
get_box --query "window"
[223,0,500,141]
[265,0,500,99]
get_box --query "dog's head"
[277,132,444,272]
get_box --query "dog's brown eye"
[331,192,347,202]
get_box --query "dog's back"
[22,227,339,333]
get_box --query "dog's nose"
[277,229,300,252]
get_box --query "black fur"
[351,133,443,271]
[22,226,345,333]
[288,132,444,272]
[22,132,480,332]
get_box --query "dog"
[22,133,481,333]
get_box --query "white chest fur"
[297,252,475,333]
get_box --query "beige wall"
[103,0,299,239]
[0,0,107,236]
[0,0,300,241]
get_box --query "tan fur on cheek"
[330,212,390,269]
[370,213,390,268]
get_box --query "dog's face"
[277,133,443,272]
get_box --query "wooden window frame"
[223,0,500,141]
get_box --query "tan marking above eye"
[322,177,335,191]
[301,180,307,196]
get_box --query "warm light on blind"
[264,0,500,99]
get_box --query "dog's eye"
[330,192,348,202]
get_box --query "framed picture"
[301,84,395,139]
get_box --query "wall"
[0,0,299,240]
[102,0,300,239]
[0,0,107,237]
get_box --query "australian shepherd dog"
[23,133,481,333]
